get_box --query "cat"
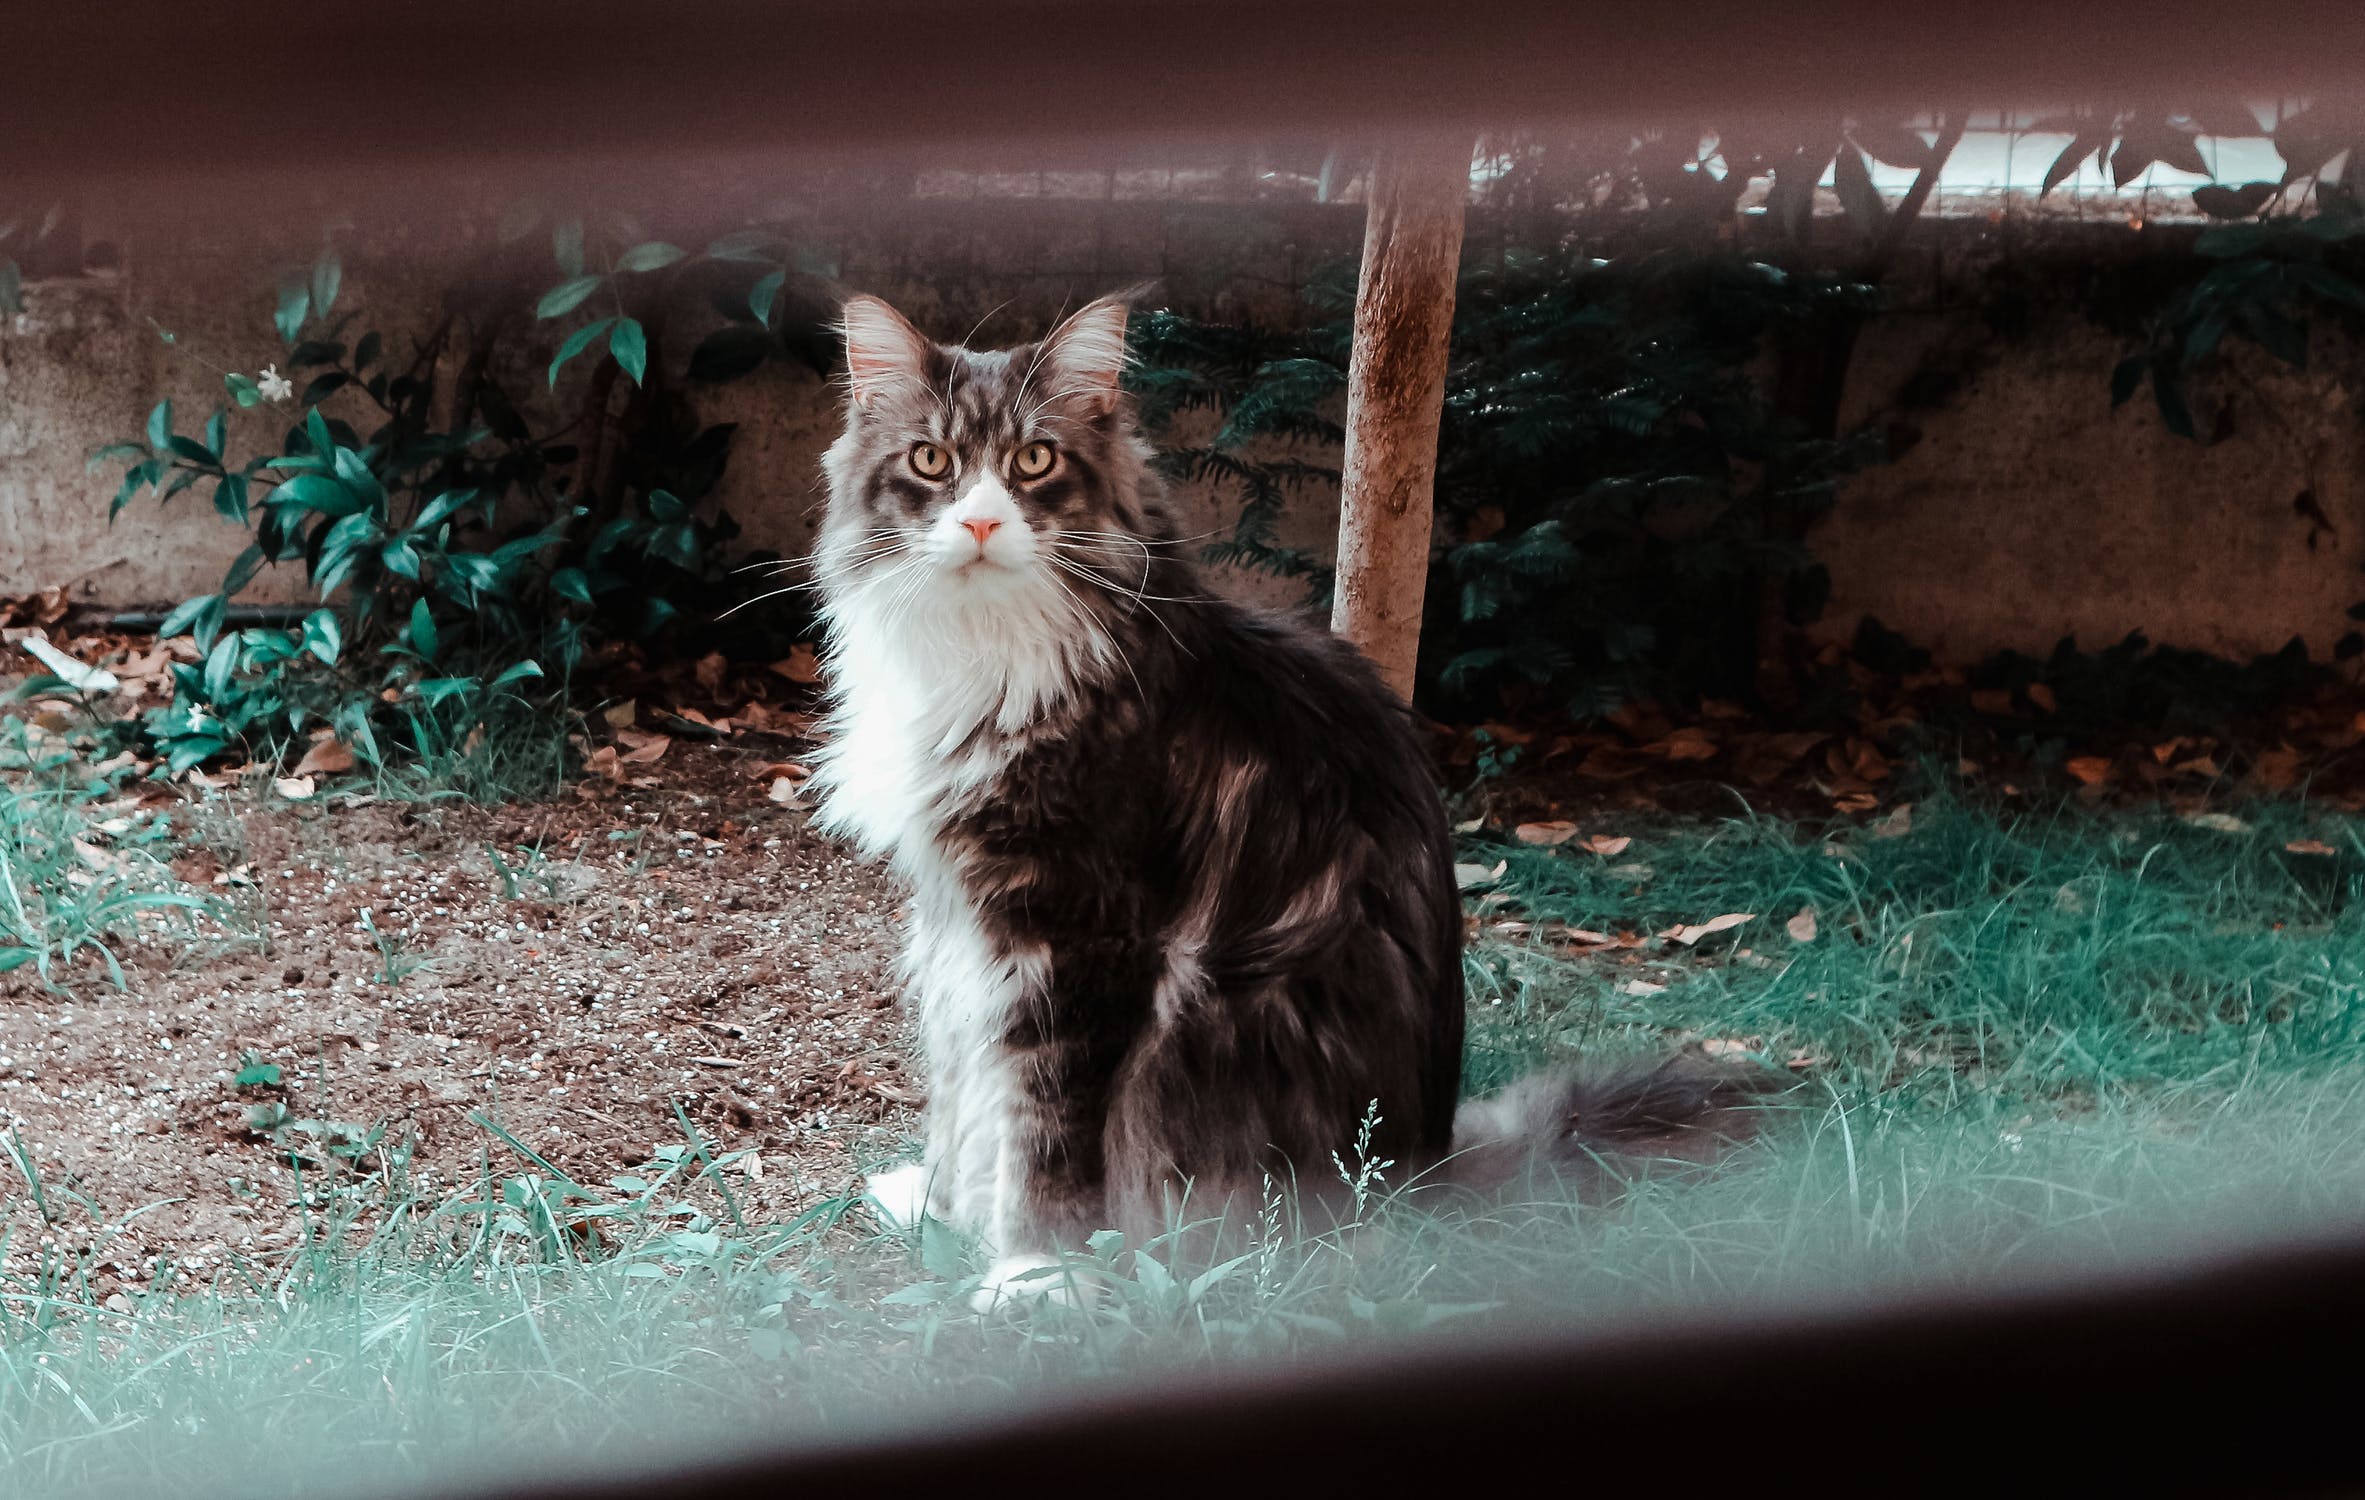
[809,291,1764,1307]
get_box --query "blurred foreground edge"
[440,1234,2365,1500]
[12,1,2365,175]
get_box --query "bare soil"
[0,744,917,1296]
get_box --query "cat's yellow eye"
[1013,441,1056,480]
[909,442,950,479]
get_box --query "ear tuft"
[1039,294,1136,415]
[839,295,932,409]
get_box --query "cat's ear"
[1038,293,1137,415]
[839,295,931,410]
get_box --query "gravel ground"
[0,744,918,1297]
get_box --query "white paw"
[968,1253,1094,1312]
[864,1163,930,1230]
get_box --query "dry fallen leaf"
[1699,1037,1759,1058]
[615,728,671,764]
[1647,727,1718,762]
[2286,839,2339,856]
[1513,820,1580,846]
[2064,756,2114,786]
[767,776,805,807]
[1968,689,2014,716]
[1871,803,1914,839]
[1617,979,1668,997]
[1579,834,1632,857]
[1664,912,1754,946]
[2185,812,2251,834]
[694,651,729,696]
[1453,861,1508,891]
[772,644,824,685]
[273,775,317,801]
[601,699,639,730]
[2249,746,2303,792]
[1786,906,1818,943]
[1833,792,1879,815]
[583,745,624,782]
[2025,682,2058,713]
[292,736,356,777]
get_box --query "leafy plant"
[1135,248,1886,716]
[0,721,222,988]
[92,219,837,784]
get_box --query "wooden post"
[1330,134,1468,703]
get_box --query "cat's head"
[816,292,1164,613]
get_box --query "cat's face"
[818,294,1157,610]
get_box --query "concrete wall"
[4,196,2361,662]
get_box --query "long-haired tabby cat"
[813,291,1763,1306]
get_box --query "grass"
[7,780,2365,1497]
[0,724,240,990]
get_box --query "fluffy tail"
[1443,1054,1786,1194]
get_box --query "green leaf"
[2192,182,2277,220]
[203,408,228,461]
[304,406,335,459]
[332,446,388,512]
[490,660,544,688]
[1846,121,1934,173]
[1832,145,1886,234]
[750,269,785,328]
[234,1059,283,1087]
[411,677,480,706]
[0,949,36,974]
[158,593,219,641]
[614,241,685,273]
[200,634,241,701]
[610,318,648,385]
[646,488,688,522]
[267,472,363,517]
[536,275,604,320]
[212,473,251,524]
[167,435,218,467]
[225,372,263,408]
[0,258,20,316]
[548,317,617,387]
[2041,130,2106,196]
[301,609,342,666]
[275,279,311,344]
[412,488,480,532]
[88,442,150,473]
[309,251,342,322]
[407,598,439,660]
[380,536,422,580]
[147,399,173,449]
[550,566,594,604]
[553,219,585,277]
[222,544,265,596]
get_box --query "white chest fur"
[812,547,1103,1246]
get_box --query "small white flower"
[257,364,294,403]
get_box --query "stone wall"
[3,194,2359,662]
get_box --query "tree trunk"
[1330,135,1468,703]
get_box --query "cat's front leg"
[968,937,1156,1311]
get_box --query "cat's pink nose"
[962,518,1001,547]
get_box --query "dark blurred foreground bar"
[12,1,2365,176]
[440,1234,2365,1500]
